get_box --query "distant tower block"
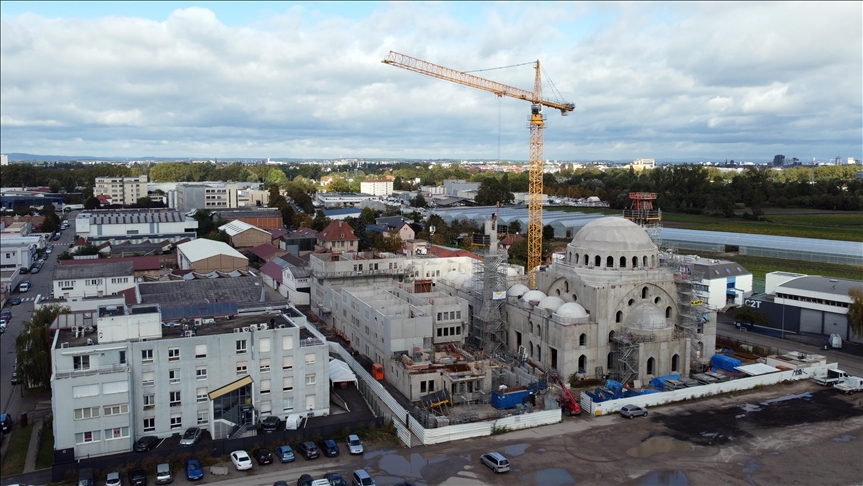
[623,192,662,249]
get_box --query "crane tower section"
[382,51,574,289]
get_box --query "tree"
[849,287,863,339]
[311,211,331,232]
[84,195,100,210]
[411,194,428,208]
[372,231,405,253]
[734,306,769,325]
[508,220,522,234]
[475,177,514,206]
[360,207,376,225]
[542,224,556,241]
[16,304,68,389]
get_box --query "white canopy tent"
[329,357,358,388]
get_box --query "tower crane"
[382,51,574,289]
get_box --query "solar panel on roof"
[160,301,238,320]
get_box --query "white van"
[284,413,305,430]
[18,281,31,292]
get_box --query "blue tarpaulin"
[649,374,680,389]
[711,354,742,372]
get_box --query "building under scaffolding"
[623,192,662,248]
[469,215,509,358]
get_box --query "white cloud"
[0,2,860,161]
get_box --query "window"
[578,354,587,372]
[102,381,128,394]
[282,356,294,370]
[73,384,100,398]
[75,431,100,444]
[236,361,248,375]
[170,415,182,429]
[260,379,271,395]
[259,338,271,353]
[260,358,271,373]
[141,349,154,364]
[169,369,180,384]
[195,344,207,359]
[305,373,316,385]
[304,353,315,365]
[197,387,208,402]
[73,355,90,371]
[74,407,100,420]
[647,357,655,375]
[283,376,294,391]
[616,310,623,323]
[168,347,180,362]
[672,354,680,373]
[143,394,155,410]
[260,401,272,415]
[579,333,587,346]
[282,335,294,350]
[119,351,126,364]
[197,412,208,425]
[170,391,181,407]
[143,417,155,432]
[103,404,128,416]
[105,427,129,440]
[236,339,247,354]
[196,366,207,380]
[283,397,294,412]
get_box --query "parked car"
[346,434,364,455]
[18,281,30,292]
[105,471,122,486]
[324,473,349,486]
[10,298,21,306]
[297,475,315,486]
[480,452,511,473]
[11,372,19,385]
[77,467,94,486]
[274,482,289,486]
[275,445,295,463]
[319,438,340,457]
[134,435,160,452]
[261,415,281,433]
[351,469,376,486]
[30,265,40,274]
[231,450,253,470]
[179,427,202,446]
[155,463,173,484]
[619,404,648,419]
[129,468,148,486]
[297,441,319,460]
[184,458,204,481]
[253,448,273,465]
[0,413,13,433]
[19,266,29,274]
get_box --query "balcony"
[55,363,128,379]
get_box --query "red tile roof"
[250,243,282,260]
[269,229,288,240]
[118,287,138,306]
[260,261,284,283]
[317,220,358,243]
[428,245,482,260]
[500,233,525,246]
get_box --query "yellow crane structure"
[382,51,575,288]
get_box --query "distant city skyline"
[1,2,861,161]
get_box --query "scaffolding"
[610,328,654,385]
[672,255,708,373]
[469,217,509,359]
[623,192,662,249]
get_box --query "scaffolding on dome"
[623,192,662,249]
[610,327,655,386]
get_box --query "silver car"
[179,427,202,446]
[619,404,648,419]
[346,434,364,455]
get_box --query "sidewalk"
[22,416,43,473]
[0,387,51,474]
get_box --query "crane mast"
[382,51,574,289]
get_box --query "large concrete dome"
[521,290,547,305]
[507,284,530,297]
[537,296,565,311]
[555,302,588,319]
[570,217,655,252]
[625,302,671,331]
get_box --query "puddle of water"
[769,451,780,455]
[760,392,812,406]
[627,436,693,458]
[504,443,530,457]
[537,448,547,452]
[364,448,397,460]
[521,468,575,486]
[739,404,761,412]
[378,452,428,478]
[375,476,424,486]
[742,458,760,474]
[631,470,689,486]
[833,434,856,442]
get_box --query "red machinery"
[552,374,582,416]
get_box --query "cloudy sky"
[1,1,860,162]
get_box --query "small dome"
[555,302,588,319]
[537,296,565,311]
[443,270,462,282]
[521,290,547,305]
[507,284,530,297]
[570,217,656,253]
[463,277,475,288]
[506,267,519,277]
[625,303,671,331]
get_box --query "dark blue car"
[319,438,340,457]
[185,458,204,481]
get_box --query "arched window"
[579,333,586,346]
[607,256,614,268]
[620,256,626,268]
[642,287,648,299]
[572,293,578,302]
[643,256,648,267]
[537,325,542,339]
[556,289,561,296]
[564,281,569,292]
[609,330,615,342]
[666,306,672,318]
[615,310,622,323]
[529,321,534,334]
[584,254,589,266]
[632,256,638,268]
[672,354,680,372]
[529,342,534,357]
[578,354,586,372]
[654,296,660,304]
[574,253,579,265]
[647,357,655,375]
[628,299,634,306]
[537,347,541,362]
[607,352,614,371]
[696,341,703,359]
[594,255,601,267]
[568,252,572,263]
[651,255,656,267]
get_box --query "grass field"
[36,426,54,470]
[0,424,32,476]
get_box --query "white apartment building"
[0,154,8,166]
[75,210,198,245]
[360,179,394,197]
[687,258,753,308]
[50,304,330,459]
[95,175,148,206]
[176,184,239,212]
[1,238,38,270]
[52,261,137,300]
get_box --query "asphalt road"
[1,213,76,418]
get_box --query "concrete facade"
[95,175,148,206]
[52,261,137,300]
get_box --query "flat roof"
[777,275,861,296]
[53,261,134,280]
